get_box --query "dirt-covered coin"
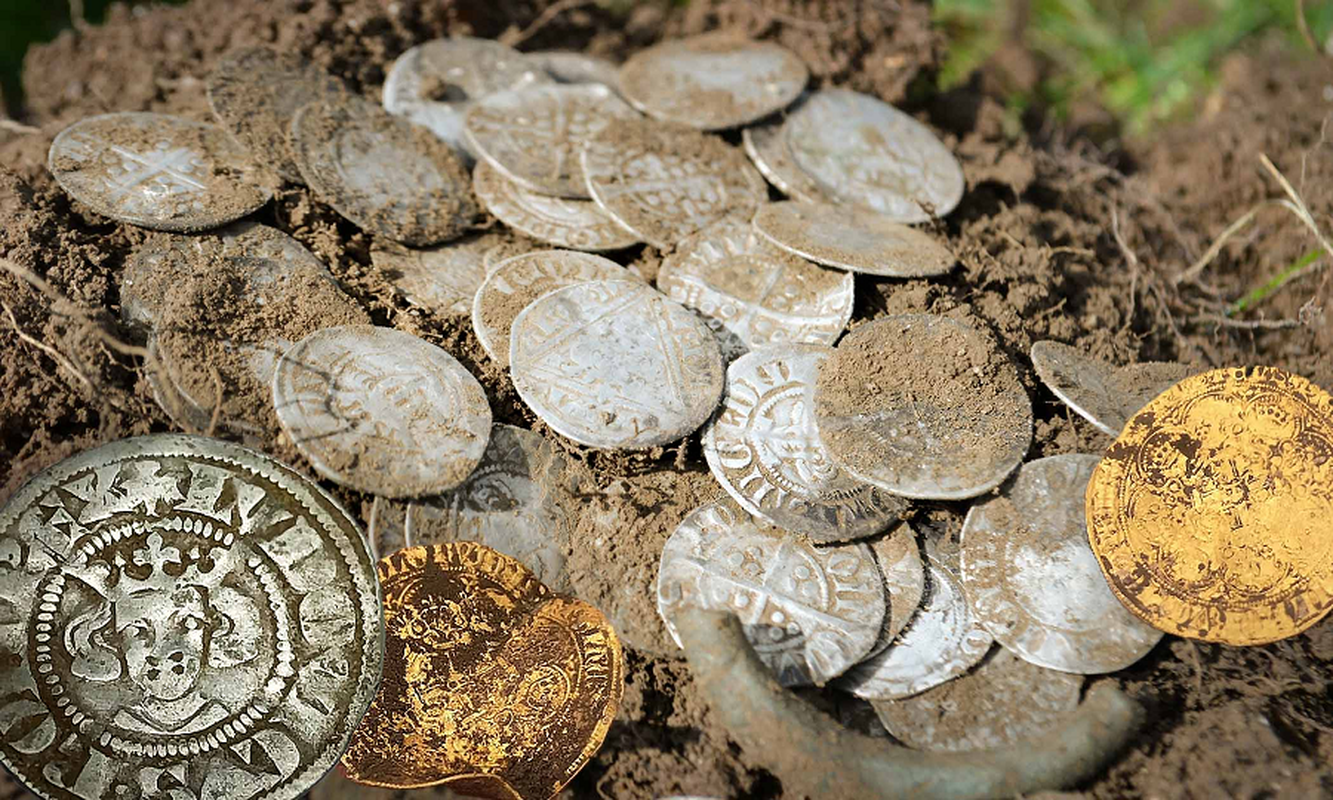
[48,112,273,232]
[581,116,768,249]
[273,325,492,498]
[619,34,809,130]
[0,434,383,800]
[962,454,1163,674]
[510,280,725,450]
[741,98,830,203]
[657,216,853,358]
[292,96,477,246]
[753,200,957,277]
[1087,366,1333,645]
[472,161,639,252]
[865,526,927,656]
[813,314,1033,500]
[1030,340,1195,437]
[369,231,520,317]
[528,51,621,89]
[782,88,965,222]
[657,500,885,686]
[703,344,907,541]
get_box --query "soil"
[2,2,1333,800]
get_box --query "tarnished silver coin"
[273,325,492,498]
[0,433,384,800]
[741,98,830,203]
[510,280,724,450]
[464,83,638,198]
[866,525,927,656]
[961,454,1163,674]
[1030,341,1194,437]
[838,553,993,700]
[753,201,957,278]
[48,112,273,232]
[370,231,519,317]
[783,89,965,222]
[813,314,1033,500]
[581,116,768,249]
[471,249,634,368]
[292,96,477,246]
[619,34,809,130]
[656,500,885,686]
[703,344,907,541]
[472,161,639,252]
[528,51,621,89]
[870,647,1083,752]
[657,216,853,359]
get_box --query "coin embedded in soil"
[0,434,384,800]
[618,34,809,130]
[866,526,928,656]
[205,45,348,183]
[528,51,621,89]
[292,96,477,246]
[961,454,1163,674]
[813,314,1033,500]
[48,112,272,232]
[1087,366,1333,645]
[581,116,769,249]
[370,231,518,317]
[656,500,886,686]
[341,544,624,799]
[871,647,1084,752]
[703,344,908,541]
[741,100,831,203]
[782,88,966,222]
[753,200,957,278]
[510,280,725,450]
[273,325,492,498]
[471,161,640,252]
[657,216,854,358]
[1030,340,1195,437]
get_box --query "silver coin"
[273,325,492,498]
[657,216,853,359]
[1030,341,1194,437]
[870,647,1083,752]
[510,280,724,450]
[656,500,885,686]
[961,454,1164,674]
[471,249,634,368]
[48,112,272,232]
[528,50,621,89]
[291,95,477,246]
[581,116,768,249]
[812,314,1033,500]
[866,525,927,656]
[0,433,384,800]
[741,98,830,203]
[782,89,965,222]
[366,495,408,562]
[471,160,639,252]
[702,344,907,541]
[838,553,993,700]
[753,200,957,277]
[619,34,809,130]
[370,231,517,317]
[464,83,638,198]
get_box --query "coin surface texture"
[528,51,621,89]
[1087,366,1333,645]
[471,161,639,252]
[0,434,384,800]
[741,101,830,203]
[510,280,725,449]
[341,544,623,798]
[867,526,927,655]
[370,232,516,317]
[48,112,272,232]
[813,314,1033,500]
[753,201,957,277]
[618,34,809,130]
[273,325,492,498]
[962,454,1163,673]
[657,501,885,686]
[581,117,768,249]
[703,344,907,541]
[1031,341,1194,437]
[782,89,965,222]
[657,216,854,359]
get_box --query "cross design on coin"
[105,140,207,202]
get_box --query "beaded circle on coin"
[472,161,640,252]
[753,201,957,278]
[1086,366,1333,645]
[0,434,384,800]
[370,231,517,317]
[1031,340,1194,437]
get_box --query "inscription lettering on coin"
[510,280,725,450]
[0,434,383,800]
[656,501,885,686]
[370,232,516,317]
[273,325,493,499]
[1030,341,1195,437]
[472,161,640,252]
[753,201,957,278]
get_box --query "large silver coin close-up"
[471,161,640,252]
[1030,340,1195,437]
[753,200,957,278]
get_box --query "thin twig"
[1259,153,1333,263]
[69,0,86,29]
[2,300,94,390]
[1173,200,1289,285]
[0,257,151,360]
[1297,0,1321,55]
[1197,313,1304,330]
[0,119,40,135]
[206,366,224,438]
[500,0,596,48]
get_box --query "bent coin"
[1030,340,1194,436]
[472,161,639,252]
[753,200,957,277]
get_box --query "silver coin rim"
[471,160,640,252]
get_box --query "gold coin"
[1086,366,1333,644]
[341,543,625,799]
